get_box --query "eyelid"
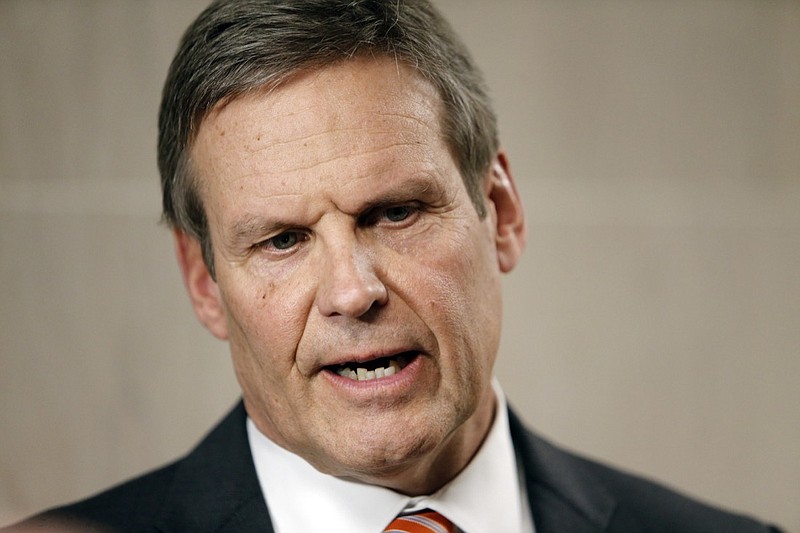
[255,229,309,255]
[362,202,422,226]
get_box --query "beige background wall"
[1,0,798,529]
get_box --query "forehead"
[187,56,467,244]
[184,58,463,233]
[190,56,447,192]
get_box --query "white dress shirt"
[247,379,536,533]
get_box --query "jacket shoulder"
[4,402,264,533]
[2,458,179,532]
[5,460,181,532]
[508,408,783,532]
[574,453,782,532]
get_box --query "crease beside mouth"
[330,352,414,381]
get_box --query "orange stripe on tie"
[383,509,455,533]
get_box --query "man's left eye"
[384,205,414,222]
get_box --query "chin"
[313,410,461,481]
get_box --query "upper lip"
[319,348,420,370]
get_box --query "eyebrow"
[229,216,283,245]
[357,174,439,209]
[226,172,447,244]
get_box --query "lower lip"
[321,353,425,397]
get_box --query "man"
[6,1,782,532]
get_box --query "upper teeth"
[337,360,401,381]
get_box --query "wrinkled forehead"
[182,60,462,231]
[188,56,450,194]
[197,53,446,143]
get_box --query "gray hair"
[158,0,498,277]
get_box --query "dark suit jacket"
[6,402,782,532]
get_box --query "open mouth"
[330,352,416,382]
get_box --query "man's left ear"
[485,150,526,273]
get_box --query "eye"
[358,203,421,227]
[383,205,415,222]
[266,231,301,251]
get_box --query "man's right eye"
[265,231,300,251]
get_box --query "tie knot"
[383,509,455,533]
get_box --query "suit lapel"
[153,402,274,532]
[149,401,636,532]
[508,407,632,533]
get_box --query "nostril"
[316,245,387,317]
[327,284,385,317]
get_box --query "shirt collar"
[247,379,529,533]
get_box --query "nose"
[316,239,388,318]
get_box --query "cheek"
[220,272,313,373]
[394,220,502,359]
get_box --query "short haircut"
[158,0,498,277]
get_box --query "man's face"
[180,57,525,493]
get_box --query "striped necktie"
[383,509,456,533]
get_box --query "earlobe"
[173,230,229,340]
[486,150,526,273]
